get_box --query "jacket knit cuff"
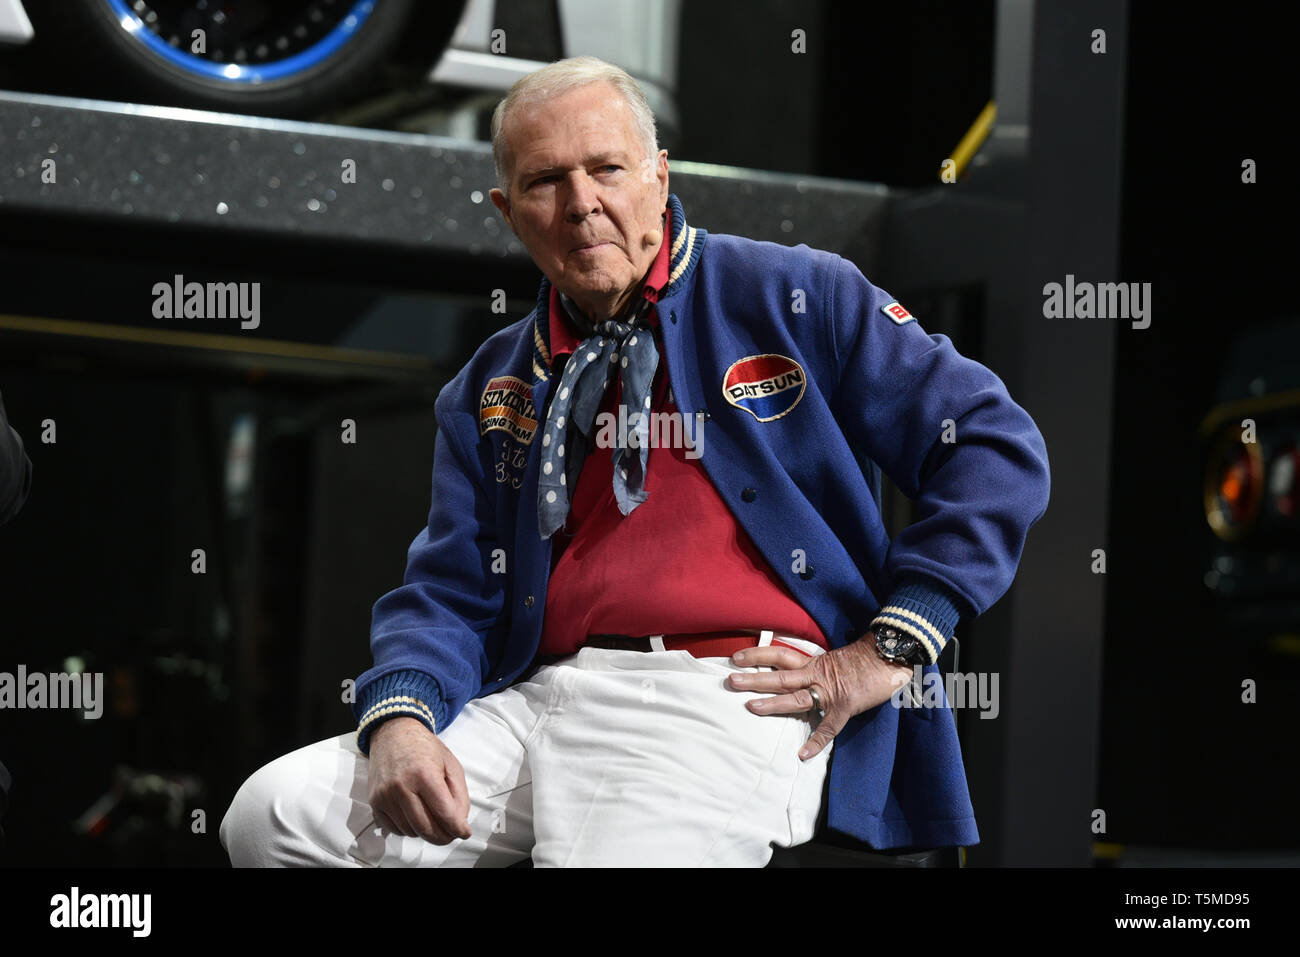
[354,670,446,756]
[870,577,966,666]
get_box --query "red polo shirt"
[538,208,828,656]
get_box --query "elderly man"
[221,56,1050,867]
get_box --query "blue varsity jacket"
[352,193,1051,849]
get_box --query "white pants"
[220,639,832,867]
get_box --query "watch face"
[879,630,917,660]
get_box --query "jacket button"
[741,487,757,503]
[669,310,678,324]
[524,595,535,608]
[800,565,816,581]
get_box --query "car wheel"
[68,0,427,117]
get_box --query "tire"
[66,0,430,117]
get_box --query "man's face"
[490,82,670,322]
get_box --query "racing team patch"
[722,354,806,422]
[882,301,915,325]
[479,375,537,444]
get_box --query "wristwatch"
[871,624,928,666]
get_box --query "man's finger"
[745,688,820,716]
[728,665,814,694]
[799,711,847,760]
[418,769,470,842]
[382,799,417,839]
[442,759,473,839]
[399,788,454,845]
[730,645,808,670]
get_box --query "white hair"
[490,55,659,199]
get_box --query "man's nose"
[563,172,601,221]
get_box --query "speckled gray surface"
[0,91,890,270]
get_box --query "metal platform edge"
[0,90,892,272]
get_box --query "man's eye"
[529,168,616,187]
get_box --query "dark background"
[1101,9,1298,852]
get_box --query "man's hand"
[726,635,914,761]
[367,717,472,844]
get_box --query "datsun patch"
[882,301,915,325]
[479,375,537,444]
[722,354,806,422]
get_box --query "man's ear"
[656,150,670,206]
[489,188,515,234]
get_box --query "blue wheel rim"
[102,0,377,84]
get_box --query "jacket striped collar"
[530,192,706,383]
